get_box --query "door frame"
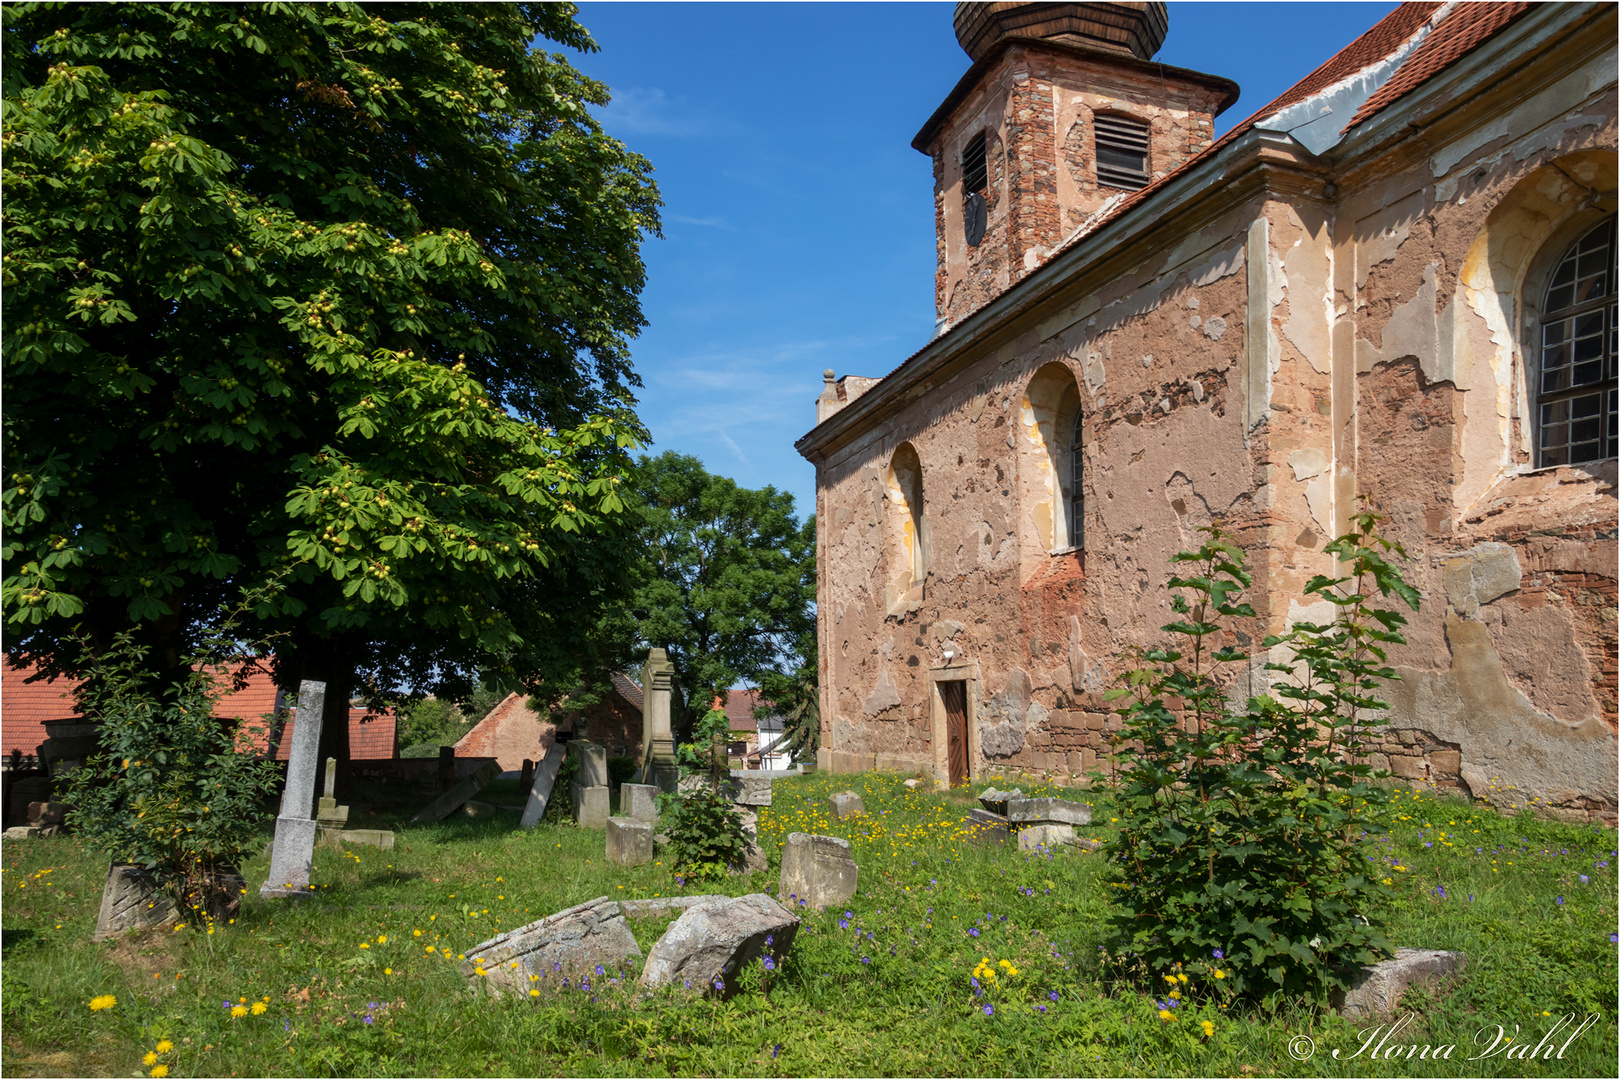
[926,659,980,790]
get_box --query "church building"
[797,2,1617,822]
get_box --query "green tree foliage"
[596,452,815,741]
[1104,512,1418,1007]
[1,3,659,768]
[65,630,282,919]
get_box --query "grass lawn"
[2,771,1614,1077]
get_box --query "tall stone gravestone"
[570,740,610,829]
[640,648,679,793]
[316,757,348,838]
[261,680,326,899]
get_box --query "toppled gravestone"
[828,791,865,821]
[778,832,858,908]
[640,893,799,998]
[1007,796,1091,827]
[965,807,1011,845]
[94,864,179,940]
[977,787,1023,815]
[1332,948,1467,1021]
[413,760,501,823]
[1017,823,1076,850]
[461,896,643,996]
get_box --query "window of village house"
[1536,217,1617,466]
[1094,113,1150,190]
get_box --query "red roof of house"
[2,657,395,761]
[724,688,766,732]
[453,692,554,772]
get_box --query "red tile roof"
[453,692,554,771]
[1344,2,1533,130]
[2,657,395,761]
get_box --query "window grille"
[1069,410,1084,549]
[1094,114,1149,190]
[1537,218,1617,467]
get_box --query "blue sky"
[567,2,1399,521]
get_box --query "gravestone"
[413,760,501,822]
[94,864,178,940]
[828,790,865,821]
[640,648,680,793]
[1333,949,1467,1020]
[260,680,327,899]
[26,801,67,827]
[619,783,660,823]
[570,740,610,828]
[977,787,1023,815]
[461,896,643,996]
[778,832,858,908]
[1017,823,1077,850]
[437,746,455,792]
[606,817,653,865]
[571,740,608,788]
[1007,796,1091,827]
[640,893,800,998]
[574,785,610,829]
[316,757,349,834]
[518,744,566,829]
[964,807,1010,845]
[338,829,395,850]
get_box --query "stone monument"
[261,680,326,900]
[315,757,349,838]
[570,740,611,829]
[640,648,680,793]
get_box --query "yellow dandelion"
[1201,1020,1214,1037]
[143,1052,158,1066]
[89,995,117,1011]
[251,1001,268,1015]
[155,1041,173,1054]
[1159,1009,1175,1021]
[151,1067,169,1078]
[230,1005,248,1018]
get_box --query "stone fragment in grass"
[412,760,501,822]
[903,778,922,790]
[828,791,865,821]
[977,788,1023,815]
[1332,948,1467,1021]
[462,896,642,995]
[518,744,567,829]
[620,783,660,823]
[1006,797,1091,826]
[606,817,653,866]
[94,863,178,941]
[779,832,858,908]
[619,895,729,918]
[731,840,768,876]
[461,800,499,819]
[337,829,395,850]
[640,893,799,998]
[1017,823,1076,851]
[729,775,774,807]
[965,807,1010,844]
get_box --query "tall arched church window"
[1069,410,1084,549]
[1537,218,1617,467]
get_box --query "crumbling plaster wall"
[1338,53,1618,820]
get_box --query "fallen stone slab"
[828,791,865,821]
[1007,797,1091,826]
[977,787,1023,815]
[619,895,729,919]
[338,829,396,850]
[2,826,40,840]
[1017,823,1076,851]
[640,892,799,998]
[728,776,773,807]
[461,896,643,996]
[94,864,178,941]
[964,807,1009,844]
[460,800,499,819]
[779,832,858,909]
[413,760,501,822]
[1332,948,1467,1021]
[606,817,653,866]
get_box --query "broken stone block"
[412,760,501,822]
[619,894,728,918]
[828,791,865,821]
[338,829,395,850]
[731,840,768,876]
[620,783,660,823]
[94,864,178,941]
[462,896,643,996]
[902,778,922,790]
[964,807,1010,844]
[1017,823,1077,851]
[460,800,499,819]
[606,817,653,866]
[640,893,799,998]
[2,826,39,840]
[977,787,1023,815]
[573,784,610,829]
[729,775,773,807]
[570,739,609,788]
[26,801,67,827]
[1333,948,1467,1021]
[1006,797,1092,826]
[778,832,858,909]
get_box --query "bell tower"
[917,2,1239,331]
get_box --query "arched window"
[887,443,927,609]
[1536,218,1617,467]
[1069,409,1085,549]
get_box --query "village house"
[798,2,1617,822]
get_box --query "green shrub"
[663,700,747,877]
[1104,512,1418,1007]
[65,633,283,919]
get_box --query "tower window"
[1537,218,1617,467]
[1069,409,1085,549]
[962,132,988,197]
[1094,114,1150,190]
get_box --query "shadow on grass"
[1,926,38,956]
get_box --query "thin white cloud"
[596,86,718,138]
[669,214,734,230]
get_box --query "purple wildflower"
[1556,896,1566,906]
[1212,948,1224,959]
[970,928,980,937]
[983,1004,994,1016]
[763,956,776,971]
[1580,875,1589,884]
[1049,991,1060,1002]
[363,1015,374,1026]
